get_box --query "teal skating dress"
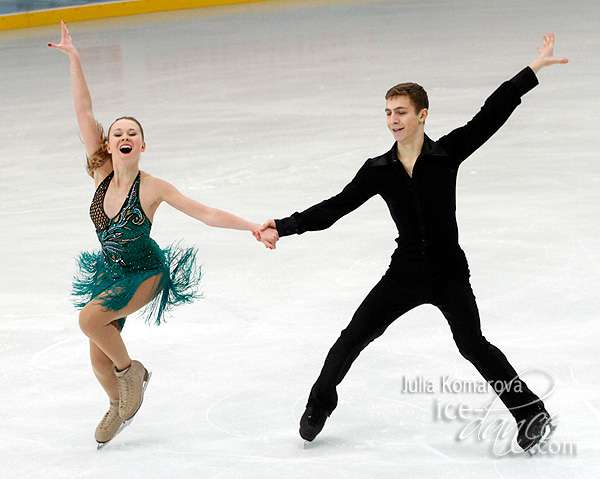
[72,171,202,328]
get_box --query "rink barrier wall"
[0,0,268,31]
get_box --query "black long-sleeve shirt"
[275,67,539,259]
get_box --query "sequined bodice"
[89,171,158,269]
[90,172,114,233]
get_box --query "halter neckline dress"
[72,171,202,329]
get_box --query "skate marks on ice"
[30,334,82,372]
[204,389,289,441]
[1,0,598,476]
[568,366,600,423]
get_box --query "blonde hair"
[85,117,145,177]
[85,122,111,177]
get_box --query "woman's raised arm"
[49,20,102,159]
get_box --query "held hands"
[48,20,78,57]
[252,221,279,250]
[529,33,568,74]
[252,219,279,250]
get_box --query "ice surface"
[0,0,598,477]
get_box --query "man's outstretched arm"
[528,32,568,74]
[437,33,568,163]
[258,161,378,240]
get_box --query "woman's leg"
[89,323,122,399]
[79,274,162,372]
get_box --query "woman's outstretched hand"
[48,20,78,57]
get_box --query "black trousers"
[307,249,544,420]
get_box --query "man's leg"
[434,279,545,420]
[305,274,417,424]
[300,273,416,441]
[435,279,554,451]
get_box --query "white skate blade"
[143,371,152,394]
[96,371,152,450]
[97,421,130,450]
[526,421,557,457]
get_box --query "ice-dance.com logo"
[404,367,577,457]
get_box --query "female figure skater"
[49,21,278,447]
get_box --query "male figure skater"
[259,34,567,453]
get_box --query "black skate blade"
[526,421,557,457]
[96,371,152,450]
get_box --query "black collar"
[369,135,450,166]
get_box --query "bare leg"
[79,274,162,372]
[89,326,120,399]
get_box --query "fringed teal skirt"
[72,241,202,329]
